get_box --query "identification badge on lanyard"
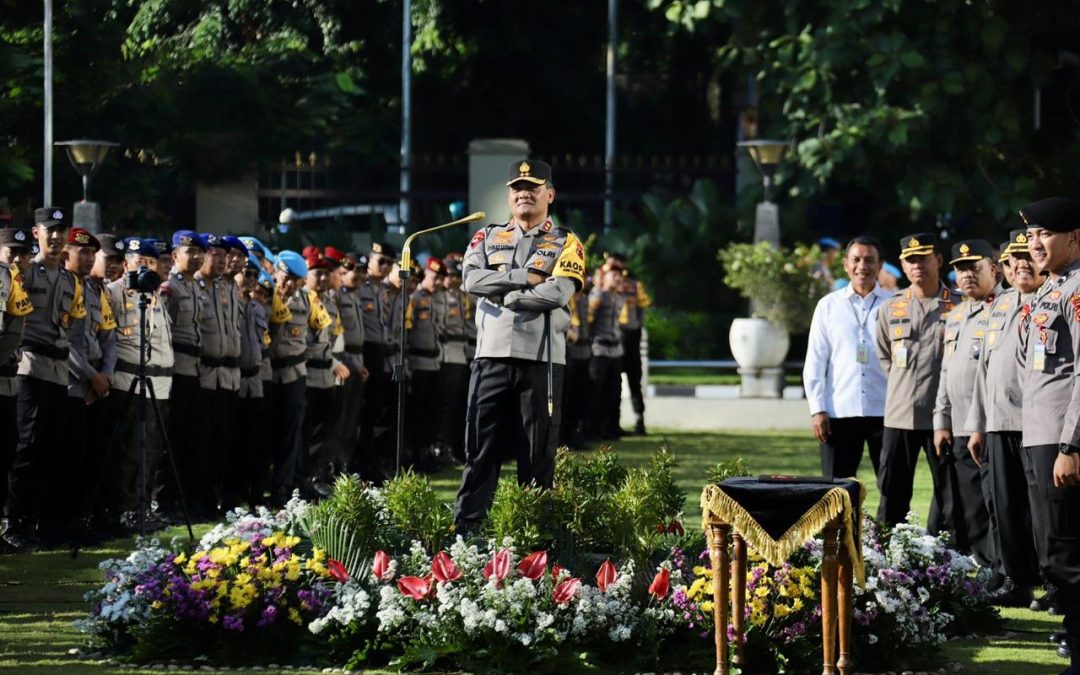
[892,342,909,369]
[856,343,870,364]
[1033,343,1047,372]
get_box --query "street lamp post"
[55,139,119,233]
[737,139,789,247]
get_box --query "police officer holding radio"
[454,159,586,533]
[1014,198,1080,673]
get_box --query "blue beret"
[239,236,272,259]
[246,251,262,270]
[275,250,307,278]
[882,262,901,279]
[257,271,275,293]
[125,237,160,259]
[817,237,841,250]
[221,235,248,254]
[153,238,172,255]
[202,233,225,249]
[172,230,206,250]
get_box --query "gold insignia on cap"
[1017,233,1027,244]
[180,235,194,246]
[372,243,383,254]
[908,237,920,247]
[519,161,531,176]
[75,232,89,244]
[959,243,970,254]
[129,240,140,250]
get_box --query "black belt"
[408,347,439,358]
[200,356,240,368]
[174,342,202,357]
[0,364,16,377]
[596,337,621,347]
[307,358,332,369]
[240,366,261,377]
[116,360,173,377]
[271,354,306,370]
[380,343,399,356]
[345,344,364,355]
[22,342,69,361]
[442,335,467,343]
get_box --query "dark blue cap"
[172,230,206,250]
[153,238,172,255]
[221,235,248,254]
[125,237,160,259]
[202,233,225,250]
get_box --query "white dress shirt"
[803,283,892,418]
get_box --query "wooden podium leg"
[732,534,747,668]
[821,522,839,675]
[837,531,853,675]
[708,522,731,675]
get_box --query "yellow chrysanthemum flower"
[288,608,302,625]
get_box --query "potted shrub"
[718,242,830,395]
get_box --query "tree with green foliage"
[651,0,1080,231]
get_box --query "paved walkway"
[622,395,810,431]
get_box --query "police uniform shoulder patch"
[1072,293,1080,321]
[468,229,486,250]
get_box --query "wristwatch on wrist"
[1059,444,1080,456]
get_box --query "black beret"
[1019,198,1080,233]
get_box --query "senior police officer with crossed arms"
[454,160,586,534]
[874,233,962,534]
[1014,198,1080,674]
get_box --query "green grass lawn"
[647,366,803,387]
[0,429,1066,673]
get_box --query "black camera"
[124,266,162,293]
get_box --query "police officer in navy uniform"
[454,160,586,533]
[5,207,85,549]
[0,228,32,546]
[1013,199,1080,673]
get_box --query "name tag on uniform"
[856,343,870,364]
[987,330,999,349]
[892,342,909,369]
[1034,343,1047,372]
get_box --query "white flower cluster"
[309,581,372,635]
[74,539,171,640]
[570,560,639,642]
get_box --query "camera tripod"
[78,288,194,556]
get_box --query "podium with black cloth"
[700,476,864,675]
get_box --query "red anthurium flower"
[551,564,566,582]
[431,551,462,584]
[595,559,617,592]
[483,548,512,586]
[552,577,581,605]
[648,568,671,600]
[667,520,685,536]
[655,523,666,534]
[397,575,431,600]
[327,558,350,583]
[517,550,548,580]
[372,550,394,581]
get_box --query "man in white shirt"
[803,237,892,478]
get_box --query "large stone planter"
[729,318,789,398]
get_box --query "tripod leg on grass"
[145,379,195,545]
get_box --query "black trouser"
[359,344,388,459]
[984,432,1040,585]
[236,394,267,506]
[0,392,16,520]
[168,374,203,513]
[408,368,439,466]
[80,394,110,520]
[621,328,644,416]
[271,375,307,503]
[1022,444,1052,577]
[1027,444,1080,665]
[109,387,168,515]
[301,382,337,485]
[8,376,68,535]
[438,362,470,461]
[560,355,591,446]
[200,385,238,513]
[949,435,995,565]
[877,427,956,534]
[455,358,563,527]
[60,396,88,529]
[334,366,365,473]
[819,416,883,479]
[588,355,622,438]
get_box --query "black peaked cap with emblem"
[506,159,552,187]
[899,232,938,260]
[0,228,32,248]
[949,239,994,266]
[370,241,397,259]
[1019,197,1080,233]
[33,206,66,228]
[1004,229,1031,256]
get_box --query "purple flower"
[257,604,278,627]
[224,614,244,631]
